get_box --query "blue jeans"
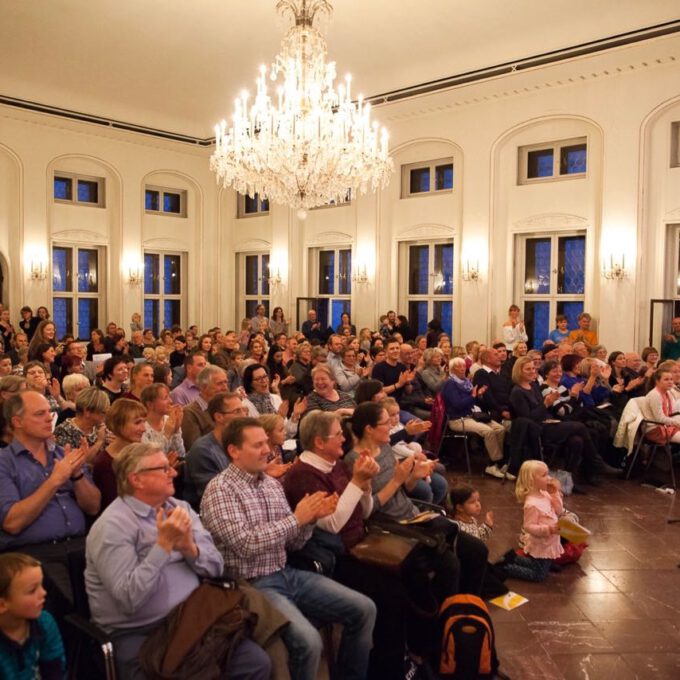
[505,556,551,582]
[252,566,376,680]
[408,472,449,505]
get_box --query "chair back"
[67,548,91,618]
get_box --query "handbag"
[349,527,419,572]
[470,411,492,423]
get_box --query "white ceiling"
[1,0,679,138]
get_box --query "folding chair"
[439,417,474,475]
[627,418,677,489]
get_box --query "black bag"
[470,411,492,424]
[436,594,500,679]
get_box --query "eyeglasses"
[252,375,269,382]
[375,419,391,427]
[136,464,174,475]
[218,407,248,416]
[324,430,344,439]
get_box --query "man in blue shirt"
[86,441,271,680]
[0,392,101,613]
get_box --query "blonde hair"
[515,460,548,503]
[511,356,534,385]
[258,413,284,436]
[380,397,399,412]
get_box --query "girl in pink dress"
[503,460,564,582]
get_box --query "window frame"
[50,243,105,340]
[143,250,187,335]
[309,246,352,329]
[671,122,680,169]
[400,157,454,199]
[237,192,270,218]
[517,136,588,185]
[237,252,271,325]
[53,172,106,208]
[144,185,187,218]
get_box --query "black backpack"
[436,594,500,679]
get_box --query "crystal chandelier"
[210,0,393,214]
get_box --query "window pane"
[410,167,430,193]
[524,238,551,294]
[77,298,98,341]
[556,301,584,333]
[560,144,587,175]
[435,164,453,190]
[527,149,554,178]
[145,190,160,211]
[260,198,269,213]
[244,194,259,214]
[316,298,330,328]
[52,247,72,292]
[163,300,181,329]
[54,176,72,201]
[557,236,585,294]
[245,300,259,319]
[245,256,259,296]
[338,249,352,295]
[434,243,453,295]
[318,251,335,295]
[163,192,181,213]
[524,301,550,350]
[53,298,72,339]
[144,253,159,295]
[144,299,159,337]
[261,255,270,296]
[331,300,351,331]
[77,179,99,203]
[433,301,453,339]
[408,301,429,336]
[164,255,181,295]
[77,249,98,293]
[408,245,429,295]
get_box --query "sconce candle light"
[352,265,369,285]
[268,268,282,287]
[462,259,480,283]
[128,267,143,287]
[601,253,627,281]
[30,261,47,281]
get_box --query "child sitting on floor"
[0,553,66,680]
[502,460,564,582]
[450,483,494,542]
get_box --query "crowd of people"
[1,300,679,679]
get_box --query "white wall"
[1,32,679,350]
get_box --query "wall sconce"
[461,260,480,283]
[268,268,282,287]
[127,267,143,287]
[352,265,369,285]
[30,261,48,281]
[601,253,627,281]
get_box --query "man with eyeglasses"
[85,442,272,680]
[184,391,248,508]
[181,365,229,450]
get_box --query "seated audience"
[122,362,154,401]
[170,351,207,406]
[417,348,447,398]
[333,346,365,397]
[472,347,513,423]
[27,321,57,362]
[140,383,185,457]
[99,356,130,404]
[85,442,271,680]
[568,312,598,351]
[201,417,377,680]
[371,337,414,405]
[181,365,229,450]
[442,357,507,479]
[641,366,680,443]
[270,307,289,337]
[54,386,109,461]
[305,364,356,415]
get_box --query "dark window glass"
[77,298,98,341]
[52,247,72,293]
[435,164,453,190]
[408,301,429,335]
[527,149,554,178]
[560,144,587,174]
[77,180,99,203]
[163,192,181,213]
[54,177,72,201]
[261,255,270,296]
[245,256,259,296]
[146,190,160,211]
[245,300,259,319]
[408,245,429,295]
[338,249,352,295]
[260,197,269,212]
[434,243,454,295]
[164,255,181,295]
[433,301,453,339]
[244,194,259,214]
[410,168,430,193]
[316,298,330,328]
[144,299,159,337]
[331,300,351,331]
[557,236,585,294]
[163,300,181,329]
[144,254,159,295]
[318,251,335,295]
[524,301,550,350]
[524,238,551,294]
[77,249,98,293]
[53,298,73,339]
[556,301,584,333]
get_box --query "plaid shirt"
[201,464,313,579]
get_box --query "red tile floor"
[457,471,680,680]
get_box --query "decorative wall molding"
[142,237,189,251]
[663,207,680,221]
[51,229,108,244]
[397,224,454,240]
[233,238,271,252]
[305,231,353,246]
[512,213,589,232]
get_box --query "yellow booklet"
[490,591,529,611]
[558,517,591,544]
[399,511,441,525]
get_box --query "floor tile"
[551,653,637,680]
